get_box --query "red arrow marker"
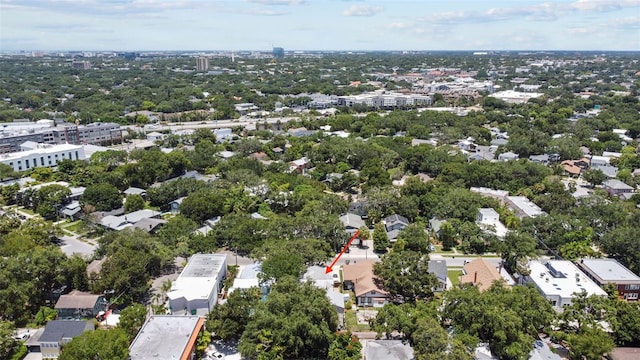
[325,229,360,274]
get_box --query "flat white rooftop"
[0,143,83,161]
[507,196,544,217]
[579,258,640,284]
[129,315,202,360]
[168,254,226,302]
[528,260,606,299]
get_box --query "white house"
[167,254,227,316]
[525,260,606,310]
[476,208,508,238]
[498,151,519,162]
[0,143,85,172]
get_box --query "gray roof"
[62,207,82,216]
[386,229,401,241]
[529,341,562,360]
[129,316,202,360]
[131,218,167,232]
[428,259,448,283]
[55,291,101,309]
[124,187,147,196]
[529,154,549,162]
[39,320,93,343]
[384,214,409,227]
[339,213,365,229]
[303,265,333,282]
[578,258,640,284]
[366,340,414,360]
[603,179,634,191]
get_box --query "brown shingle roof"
[55,291,101,309]
[460,258,503,292]
[342,260,388,297]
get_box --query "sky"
[0,0,639,51]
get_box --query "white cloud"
[343,5,382,17]
[570,0,640,11]
[385,22,411,30]
[246,0,306,5]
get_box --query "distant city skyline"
[1,0,639,51]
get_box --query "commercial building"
[272,47,284,58]
[525,260,606,310]
[0,120,122,153]
[196,57,209,72]
[167,253,227,315]
[577,258,640,301]
[129,315,204,360]
[0,143,85,172]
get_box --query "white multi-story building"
[0,143,85,172]
[525,260,606,310]
[167,254,227,316]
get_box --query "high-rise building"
[272,47,284,58]
[196,57,209,72]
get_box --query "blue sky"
[0,0,639,51]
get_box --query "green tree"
[238,278,337,360]
[583,169,606,188]
[124,194,145,213]
[444,284,555,360]
[207,287,262,341]
[397,222,430,253]
[497,231,538,276]
[0,320,17,360]
[373,222,389,253]
[374,249,438,302]
[564,327,614,360]
[118,303,148,341]
[80,183,123,211]
[328,331,362,360]
[33,306,57,326]
[58,328,129,360]
[439,221,456,251]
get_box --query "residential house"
[365,340,414,360]
[131,217,167,233]
[217,150,236,159]
[289,157,310,174]
[167,254,227,316]
[603,179,635,197]
[458,139,478,152]
[561,160,582,176]
[170,197,187,214]
[525,260,607,310]
[529,154,549,165]
[590,155,611,169]
[129,315,204,360]
[123,187,147,198]
[99,209,161,231]
[39,320,94,359]
[577,258,640,301]
[498,151,519,162]
[460,258,503,292]
[505,196,545,218]
[383,214,409,242]
[229,262,269,296]
[476,208,508,238]
[146,132,165,142]
[470,187,509,203]
[54,291,108,319]
[339,213,365,235]
[342,260,389,307]
[428,218,446,238]
[529,340,562,360]
[428,259,448,291]
[302,266,345,326]
[59,201,82,220]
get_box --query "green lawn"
[61,220,82,233]
[18,207,36,215]
[345,310,370,332]
[448,269,462,287]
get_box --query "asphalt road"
[59,235,97,258]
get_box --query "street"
[58,235,97,258]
